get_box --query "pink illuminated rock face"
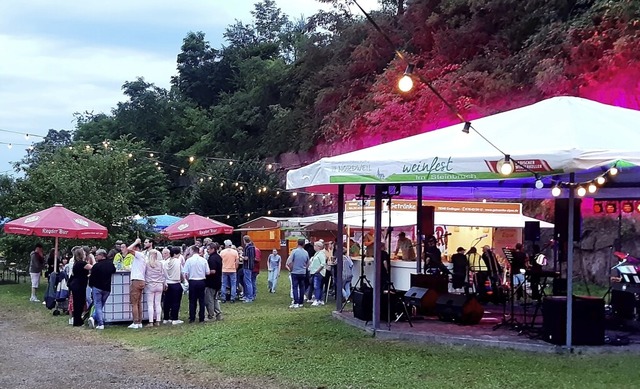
[306,12,640,161]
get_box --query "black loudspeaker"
[552,278,567,296]
[420,206,435,238]
[554,199,582,262]
[435,294,484,325]
[610,290,637,320]
[542,296,605,345]
[404,287,440,314]
[381,291,406,321]
[524,221,541,241]
[352,288,373,322]
[410,274,449,294]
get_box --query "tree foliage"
[3,0,638,248]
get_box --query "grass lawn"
[1,275,638,389]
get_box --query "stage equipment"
[494,248,521,331]
[342,184,372,314]
[403,287,440,315]
[552,278,567,296]
[410,274,449,294]
[610,283,640,321]
[542,296,605,346]
[524,221,541,242]
[554,198,582,263]
[352,288,373,322]
[435,294,484,325]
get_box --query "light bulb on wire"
[576,186,587,197]
[498,155,515,176]
[610,166,619,176]
[551,186,562,197]
[596,176,606,185]
[397,64,415,93]
[534,179,544,189]
[588,183,597,194]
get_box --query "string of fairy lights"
[1,128,333,220]
[352,0,623,198]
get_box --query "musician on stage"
[511,243,529,300]
[451,247,469,293]
[424,236,450,275]
[481,245,502,288]
[529,244,543,300]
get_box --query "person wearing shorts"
[29,243,45,302]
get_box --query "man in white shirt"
[183,245,210,323]
[127,238,147,329]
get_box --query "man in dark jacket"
[205,243,223,321]
[88,249,116,329]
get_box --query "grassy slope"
[1,275,637,389]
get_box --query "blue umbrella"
[135,214,181,232]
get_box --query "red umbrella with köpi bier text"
[160,212,233,241]
[3,204,108,270]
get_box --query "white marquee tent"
[286,96,640,350]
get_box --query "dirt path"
[0,311,283,389]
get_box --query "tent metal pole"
[336,185,345,311]
[54,237,59,274]
[372,185,383,331]
[416,185,423,274]
[566,172,575,351]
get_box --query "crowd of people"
[27,234,286,329]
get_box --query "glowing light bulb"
[229,161,233,166]
[551,187,561,197]
[398,75,414,92]
[535,179,544,189]
[149,153,154,157]
[155,162,159,166]
[499,158,514,175]
[610,166,619,176]
[220,182,224,187]
[596,176,606,185]
[226,215,230,219]
[588,183,597,194]
[239,186,244,190]
[292,192,297,197]
[189,156,195,163]
[267,210,272,215]
[576,187,587,197]
[157,166,161,171]
[267,164,273,170]
[276,191,280,195]
[180,168,185,175]
[128,153,133,158]
[199,178,204,183]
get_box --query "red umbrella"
[160,212,233,241]
[3,204,108,270]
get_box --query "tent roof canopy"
[286,97,640,199]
